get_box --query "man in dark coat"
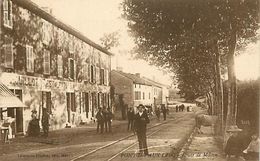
[225,126,243,158]
[134,104,150,155]
[96,108,104,134]
[161,104,167,121]
[106,108,113,133]
[127,107,134,131]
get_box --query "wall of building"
[133,83,153,107]
[0,0,111,134]
[111,71,133,107]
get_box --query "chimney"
[116,66,123,72]
[135,73,140,78]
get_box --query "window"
[100,68,105,85]
[143,92,145,100]
[91,92,96,117]
[68,58,75,79]
[134,91,141,100]
[43,49,50,75]
[134,84,136,88]
[3,37,13,68]
[149,93,151,99]
[66,92,75,122]
[80,92,89,118]
[3,0,13,29]
[83,63,88,81]
[67,92,76,112]
[139,84,141,88]
[57,55,63,77]
[42,91,52,114]
[90,65,96,83]
[26,45,34,73]
[84,93,89,118]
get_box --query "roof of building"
[142,77,168,88]
[112,70,168,87]
[12,0,113,56]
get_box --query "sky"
[31,0,259,83]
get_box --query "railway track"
[71,115,184,161]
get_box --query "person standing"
[42,108,50,137]
[161,104,167,121]
[127,107,135,131]
[134,104,150,156]
[224,126,243,158]
[103,108,108,132]
[106,108,113,133]
[155,107,161,120]
[96,108,104,134]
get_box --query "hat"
[137,104,145,108]
[226,125,242,132]
[31,109,37,113]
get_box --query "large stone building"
[0,0,112,135]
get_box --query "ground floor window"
[91,92,96,117]
[80,92,90,118]
[42,91,51,114]
[66,92,75,123]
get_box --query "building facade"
[111,70,166,115]
[0,0,112,135]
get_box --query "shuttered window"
[43,49,50,75]
[3,37,13,68]
[3,0,13,29]
[57,55,63,78]
[83,63,89,81]
[100,69,105,85]
[26,45,34,73]
[68,58,75,79]
[90,65,96,83]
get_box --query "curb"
[177,126,196,160]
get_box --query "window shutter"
[4,37,13,68]
[43,49,50,74]
[3,0,8,26]
[74,60,76,80]
[83,63,88,81]
[96,67,100,85]
[9,0,13,28]
[57,55,63,77]
[93,66,96,83]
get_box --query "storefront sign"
[10,75,39,87]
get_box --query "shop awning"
[0,82,27,108]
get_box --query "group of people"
[176,104,185,112]
[155,104,168,121]
[95,108,113,134]
[225,125,259,161]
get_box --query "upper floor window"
[90,65,96,83]
[57,55,63,78]
[43,49,50,75]
[143,92,145,100]
[3,0,13,29]
[3,36,13,68]
[100,68,105,85]
[26,45,34,73]
[68,58,75,80]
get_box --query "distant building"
[111,70,169,117]
[0,0,112,135]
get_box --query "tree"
[123,0,259,136]
[100,31,120,51]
